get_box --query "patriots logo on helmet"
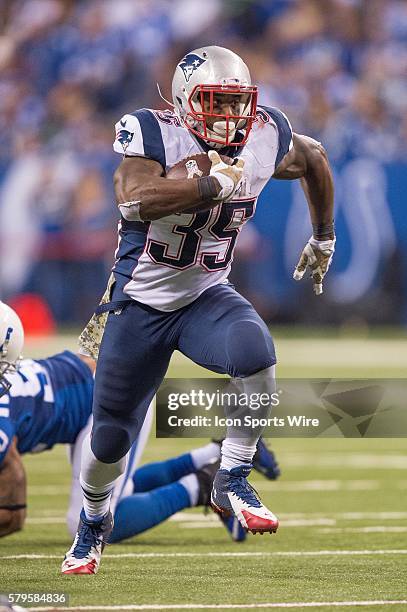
[179,54,207,83]
[117,129,134,152]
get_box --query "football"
[165,153,233,213]
[166,152,233,180]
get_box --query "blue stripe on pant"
[91,283,276,463]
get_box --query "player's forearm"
[119,176,214,221]
[0,446,27,529]
[114,161,219,221]
[301,144,334,239]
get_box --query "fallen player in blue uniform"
[0,302,280,544]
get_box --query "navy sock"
[133,453,195,492]
[110,482,190,543]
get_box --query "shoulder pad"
[257,105,293,166]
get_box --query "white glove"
[293,236,336,295]
[208,150,245,201]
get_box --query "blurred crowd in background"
[0,0,406,328]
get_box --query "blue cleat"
[253,438,281,480]
[61,509,113,575]
[220,514,247,542]
[211,464,279,535]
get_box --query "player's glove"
[208,150,244,201]
[293,236,336,295]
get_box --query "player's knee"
[91,361,142,462]
[91,424,131,463]
[226,320,276,378]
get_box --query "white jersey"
[112,106,293,311]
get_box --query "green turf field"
[0,332,406,611]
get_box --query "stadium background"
[1,1,407,609]
[0,0,406,328]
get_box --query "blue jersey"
[0,351,94,465]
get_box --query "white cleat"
[61,510,113,575]
[211,464,279,535]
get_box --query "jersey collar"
[192,131,246,159]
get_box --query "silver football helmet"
[0,302,24,398]
[172,46,258,148]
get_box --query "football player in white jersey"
[63,46,335,574]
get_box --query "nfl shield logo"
[179,53,207,83]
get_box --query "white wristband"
[309,236,336,251]
[211,172,235,201]
[119,201,142,222]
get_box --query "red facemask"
[184,84,258,147]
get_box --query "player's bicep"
[272,133,308,179]
[273,133,327,180]
[114,156,164,204]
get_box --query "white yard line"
[27,485,68,496]
[24,510,407,528]
[26,479,384,497]
[319,526,407,534]
[275,338,407,367]
[335,511,407,520]
[2,550,407,561]
[256,480,380,492]
[182,519,336,530]
[27,517,66,524]
[26,599,407,611]
[169,337,407,368]
[281,454,407,470]
[171,511,407,522]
